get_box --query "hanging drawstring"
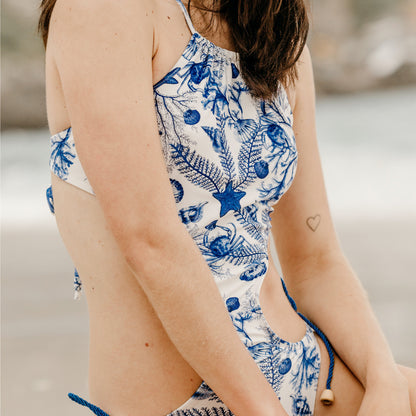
[280,278,335,405]
[68,393,110,416]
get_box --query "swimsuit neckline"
[192,31,239,59]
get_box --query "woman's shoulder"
[47,0,158,66]
[52,0,156,15]
[285,44,313,114]
[49,0,156,40]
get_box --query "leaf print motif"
[170,142,224,192]
[234,121,263,189]
[216,133,237,182]
[222,243,266,267]
[191,382,222,403]
[50,128,76,179]
[257,348,285,394]
[234,205,265,243]
[204,116,237,182]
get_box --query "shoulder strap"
[175,0,196,34]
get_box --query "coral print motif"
[50,127,76,179]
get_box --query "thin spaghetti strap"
[175,0,196,34]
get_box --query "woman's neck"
[185,0,236,52]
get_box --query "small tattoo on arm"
[306,214,321,232]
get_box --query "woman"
[39,0,415,415]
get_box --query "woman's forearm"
[285,251,401,389]
[123,223,286,416]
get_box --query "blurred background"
[2,0,416,415]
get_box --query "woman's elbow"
[116,217,185,274]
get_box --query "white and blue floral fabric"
[46,1,322,414]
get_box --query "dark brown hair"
[38,0,310,100]
[190,0,310,100]
[38,0,56,48]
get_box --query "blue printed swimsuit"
[46,1,335,415]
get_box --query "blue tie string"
[280,277,335,390]
[68,393,110,416]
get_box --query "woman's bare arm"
[48,0,286,415]
[270,45,412,414]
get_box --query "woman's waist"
[208,260,310,350]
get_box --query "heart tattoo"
[306,214,321,232]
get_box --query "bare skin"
[46,0,415,415]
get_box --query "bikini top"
[47,0,335,398]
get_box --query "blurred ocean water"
[2,86,416,227]
[315,86,416,221]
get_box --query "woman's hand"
[358,372,412,416]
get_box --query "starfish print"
[213,181,246,217]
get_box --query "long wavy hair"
[38,0,310,100]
